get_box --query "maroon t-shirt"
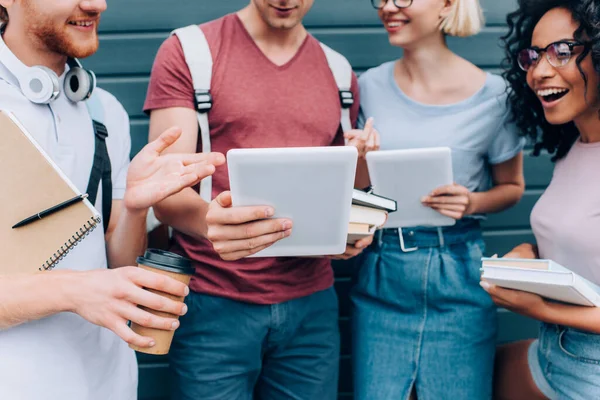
[144,14,359,304]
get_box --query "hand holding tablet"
[366,147,456,228]
[205,191,294,261]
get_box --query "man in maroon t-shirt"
[144,1,378,398]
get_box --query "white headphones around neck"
[0,30,96,104]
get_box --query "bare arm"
[484,282,600,335]
[504,242,539,259]
[345,117,379,190]
[0,273,72,329]
[105,200,148,268]
[354,158,371,190]
[469,152,525,214]
[149,107,211,240]
[544,302,600,334]
[0,268,188,347]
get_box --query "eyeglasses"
[370,0,413,9]
[517,40,588,71]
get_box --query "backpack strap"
[172,25,213,203]
[85,93,112,232]
[319,42,354,139]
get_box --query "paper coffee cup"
[129,249,195,355]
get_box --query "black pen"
[12,194,89,229]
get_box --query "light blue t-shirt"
[359,61,524,199]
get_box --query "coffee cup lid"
[136,249,195,275]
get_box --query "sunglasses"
[517,40,588,71]
[370,0,413,9]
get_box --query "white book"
[481,258,600,307]
[346,204,389,245]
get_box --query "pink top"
[144,14,359,304]
[531,139,600,285]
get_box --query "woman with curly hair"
[483,1,600,399]
[351,0,525,399]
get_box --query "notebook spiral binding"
[39,215,102,271]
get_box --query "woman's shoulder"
[472,73,510,106]
[358,61,395,87]
[483,73,510,95]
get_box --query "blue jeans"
[529,323,600,399]
[169,287,340,400]
[351,220,497,400]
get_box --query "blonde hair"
[439,0,485,38]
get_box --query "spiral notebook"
[0,110,101,275]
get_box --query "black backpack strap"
[86,120,112,232]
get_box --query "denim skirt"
[351,219,497,400]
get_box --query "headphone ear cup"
[65,66,95,102]
[21,66,60,104]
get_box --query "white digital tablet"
[228,146,358,257]
[366,147,456,228]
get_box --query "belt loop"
[377,229,383,248]
[399,228,419,253]
[437,227,445,247]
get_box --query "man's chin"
[61,39,99,59]
[68,45,98,59]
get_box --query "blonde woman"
[351,0,525,398]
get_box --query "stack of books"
[481,257,600,307]
[347,188,396,244]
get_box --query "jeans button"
[408,231,414,237]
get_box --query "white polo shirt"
[0,58,137,399]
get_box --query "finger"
[422,195,469,205]
[213,228,292,255]
[481,281,513,303]
[110,318,155,348]
[143,126,182,156]
[179,164,218,185]
[175,152,226,167]
[208,203,277,225]
[354,236,373,249]
[122,284,187,316]
[374,129,381,150]
[429,206,461,219]
[215,191,233,209]
[365,130,377,152]
[220,242,277,261]
[207,218,292,241]
[128,269,189,302]
[424,203,466,212]
[157,165,217,197]
[343,130,361,140]
[328,253,353,261]
[489,296,508,308]
[120,303,181,331]
[343,248,363,258]
[429,184,468,197]
[363,117,375,138]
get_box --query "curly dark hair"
[0,7,7,23]
[502,0,600,161]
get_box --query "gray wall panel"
[88,27,506,76]
[100,0,518,33]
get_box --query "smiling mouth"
[387,21,409,28]
[272,5,296,12]
[537,88,569,103]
